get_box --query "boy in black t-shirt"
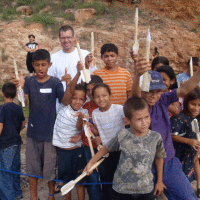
[0,82,26,200]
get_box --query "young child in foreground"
[82,75,104,200]
[53,75,89,200]
[171,86,200,198]
[85,97,166,200]
[13,49,72,200]
[132,57,200,200]
[91,83,125,200]
[0,82,25,200]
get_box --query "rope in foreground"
[0,168,112,185]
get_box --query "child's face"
[86,83,95,100]
[101,51,118,69]
[70,90,86,111]
[142,90,162,108]
[187,99,200,118]
[32,59,51,82]
[93,87,111,110]
[126,107,151,136]
[29,36,35,43]
[160,72,175,91]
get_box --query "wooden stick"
[133,7,139,54]
[141,28,151,92]
[91,32,95,68]
[61,158,105,195]
[190,56,193,77]
[14,58,25,107]
[84,124,95,157]
[74,37,91,83]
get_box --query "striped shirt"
[92,104,125,145]
[92,67,133,105]
[53,104,89,148]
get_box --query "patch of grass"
[33,1,48,13]
[1,7,17,20]
[17,0,38,6]
[1,49,9,62]
[61,0,76,9]
[25,12,56,27]
[191,28,197,33]
[63,13,75,21]
[23,104,29,119]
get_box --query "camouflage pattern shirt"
[106,128,166,194]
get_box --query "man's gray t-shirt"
[106,128,166,194]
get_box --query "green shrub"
[17,0,38,6]
[61,0,75,9]
[33,1,48,13]
[1,7,17,20]
[26,12,56,27]
[63,13,75,21]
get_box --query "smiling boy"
[131,58,200,200]
[84,97,166,200]
[12,49,79,200]
[92,43,133,105]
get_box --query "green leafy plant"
[191,28,197,33]
[17,0,38,6]
[61,0,75,9]
[1,7,17,20]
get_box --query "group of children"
[0,39,200,200]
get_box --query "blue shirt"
[177,72,200,88]
[24,76,64,141]
[149,89,178,163]
[0,103,25,149]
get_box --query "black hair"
[92,83,111,98]
[59,25,74,37]
[187,57,199,67]
[2,82,17,99]
[101,43,118,56]
[75,84,86,94]
[28,34,35,38]
[123,97,149,120]
[32,49,50,63]
[151,56,169,70]
[183,86,200,116]
[156,65,177,89]
[87,75,103,86]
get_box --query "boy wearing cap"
[132,59,200,200]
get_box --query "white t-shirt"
[53,104,89,148]
[92,104,125,145]
[48,48,97,91]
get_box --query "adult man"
[48,25,97,90]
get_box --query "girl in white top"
[92,83,125,145]
[91,83,125,200]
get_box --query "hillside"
[0,0,200,84]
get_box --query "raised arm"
[131,58,151,98]
[177,70,200,98]
[61,61,84,106]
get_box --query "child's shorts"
[26,137,57,181]
[57,147,86,183]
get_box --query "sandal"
[54,183,63,194]
[197,188,200,198]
